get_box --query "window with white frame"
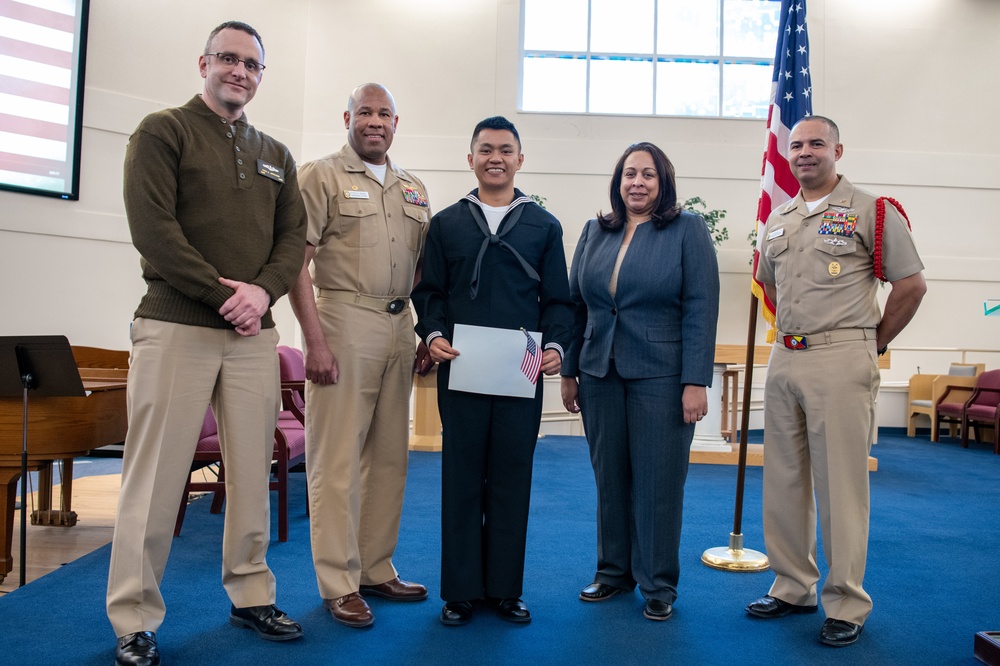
[520,0,781,118]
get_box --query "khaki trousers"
[305,299,414,600]
[762,338,878,626]
[106,319,280,636]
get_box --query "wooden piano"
[0,346,127,584]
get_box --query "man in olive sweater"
[106,21,306,666]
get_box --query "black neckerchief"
[464,194,540,299]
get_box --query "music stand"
[0,336,85,587]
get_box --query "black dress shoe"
[643,599,673,621]
[440,601,474,626]
[819,618,863,646]
[229,604,303,641]
[579,582,624,602]
[492,598,531,624]
[115,631,159,666]
[745,595,818,619]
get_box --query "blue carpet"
[0,431,997,665]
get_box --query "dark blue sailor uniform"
[412,189,573,602]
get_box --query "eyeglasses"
[204,52,265,74]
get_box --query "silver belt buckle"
[386,299,406,314]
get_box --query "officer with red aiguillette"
[747,116,925,648]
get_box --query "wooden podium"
[409,367,442,451]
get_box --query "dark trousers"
[437,366,543,602]
[578,360,693,603]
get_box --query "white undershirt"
[364,161,387,185]
[805,194,830,213]
[480,203,507,234]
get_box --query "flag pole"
[701,291,769,572]
[703,0,809,572]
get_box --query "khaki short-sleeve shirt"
[755,176,923,335]
[298,144,431,297]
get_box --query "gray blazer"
[562,211,720,385]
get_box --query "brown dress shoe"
[359,577,428,602]
[324,592,374,628]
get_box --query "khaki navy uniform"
[755,175,923,626]
[298,144,430,600]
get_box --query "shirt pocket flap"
[766,237,789,258]
[402,205,429,224]
[337,201,378,218]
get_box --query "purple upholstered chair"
[174,347,308,542]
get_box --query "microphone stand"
[18,363,32,587]
[14,344,38,588]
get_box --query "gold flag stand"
[701,294,769,573]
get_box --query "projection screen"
[0,0,90,200]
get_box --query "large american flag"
[519,328,542,385]
[751,0,812,341]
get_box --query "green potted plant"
[682,196,728,249]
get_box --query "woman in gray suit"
[561,142,719,621]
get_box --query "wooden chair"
[907,363,984,438]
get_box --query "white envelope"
[448,324,543,398]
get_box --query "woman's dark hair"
[599,142,681,231]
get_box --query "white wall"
[2,0,998,400]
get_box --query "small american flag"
[519,328,541,385]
